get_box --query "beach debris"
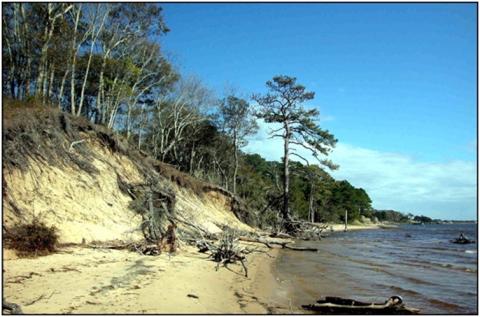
[238,236,318,252]
[302,295,420,314]
[24,291,57,306]
[451,233,475,244]
[2,299,23,315]
[129,242,161,256]
[159,223,178,253]
[6,272,43,284]
[187,294,199,299]
[86,221,178,256]
[196,229,249,277]
[269,232,294,239]
[278,220,330,241]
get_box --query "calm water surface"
[275,224,477,314]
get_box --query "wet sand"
[3,243,291,314]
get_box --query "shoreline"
[263,221,402,313]
[3,243,288,314]
[327,222,398,232]
[2,223,397,314]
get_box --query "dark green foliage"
[413,215,433,223]
[239,153,374,226]
[373,210,410,223]
[4,219,59,256]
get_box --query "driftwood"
[451,235,475,244]
[3,300,23,314]
[86,240,165,256]
[196,230,249,277]
[130,243,161,256]
[238,236,318,252]
[169,215,218,241]
[269,232,294,239]
[302,296,420,315]
[68,139,86,152]
[288,221,330,240]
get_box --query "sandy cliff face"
[3,137,252,245]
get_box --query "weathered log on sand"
[238,236,318,252]
[283,245,318,252]
[302,296,420,315]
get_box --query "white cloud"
[245,120,477,220]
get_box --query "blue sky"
[160,3,477,220]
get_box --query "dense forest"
[3,3,423,230]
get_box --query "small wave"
[427,298,463,311]
[465,250,477,254]
[405,259,477,274]
[389,286,466,313]
[403,276,434,286]
[389,285,422,297]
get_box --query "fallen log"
[302,295,420,314]
[238,236,318,252]
[284,245,318,252]
[269,232,294,239]
[169,215,218,240]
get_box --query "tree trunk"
[97,54,108,123]
[189,143,196,174]
[77,36,96,116]
[309,182,315,223]
[47,67,55,101]
[58,69,69,109]
[126,105,132,140]
[232,131,238,195]
[69,6,82,115]
[344,210,348,232]
[283,124,292,231]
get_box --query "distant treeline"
[240,154,373,226]
[372,210,463,224]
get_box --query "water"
[275,224,478,314]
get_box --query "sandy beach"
[327,223,397,232]
[3,242,292,314]
[3,222,393,314]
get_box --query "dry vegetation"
[3,98,217,198]
[3,219,59,257]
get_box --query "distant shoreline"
[325,223,397,233]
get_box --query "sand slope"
[3,139,252,244]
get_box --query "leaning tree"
[253,75,338,233]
